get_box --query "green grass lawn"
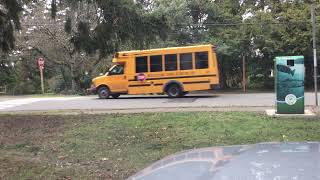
[0,112,320,179]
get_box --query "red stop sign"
[137,73,146,81]
[38,57,44,70]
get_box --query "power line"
[22,21,317,27]
[175,21,314,26]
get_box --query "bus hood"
[128,142,320,180]
[92,75,105,84]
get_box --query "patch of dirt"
[0,114,136,179]
[0,115,66,145]
[0,151,43,179]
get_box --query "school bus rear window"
[136,56,148,73]
[165,54,177,71]
[195,52,209,69]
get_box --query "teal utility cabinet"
[275,56,305,114]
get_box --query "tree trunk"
[217,57,228,89]
[70,62,76,93]
[70,54,78,93]
[242,55,246,93]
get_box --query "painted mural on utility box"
[276,56,304,114]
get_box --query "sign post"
[37,57,45,94]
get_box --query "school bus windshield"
[106,64,124,76]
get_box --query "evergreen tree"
[55,0,169,57]
[0,0,23,52]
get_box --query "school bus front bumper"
[87,84,97,94]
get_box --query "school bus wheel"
[166,84,183,98]
[98,86,110,99]
[111,94,120,99]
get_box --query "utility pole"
[311,3,318,106]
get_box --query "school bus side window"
[136,56,148,73]
[180,53,193,70]
[150,55,163,72]
[165,54,177,71]
[195,52,209,69]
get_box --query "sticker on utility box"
[285,94,297,105]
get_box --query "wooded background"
[1,0,319,94]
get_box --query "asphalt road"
[0,92,319,113]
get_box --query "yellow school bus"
[91,44,219,98]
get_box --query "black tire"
[111,94,120,99]
[166,84,183,98]
[98,86,110,99]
